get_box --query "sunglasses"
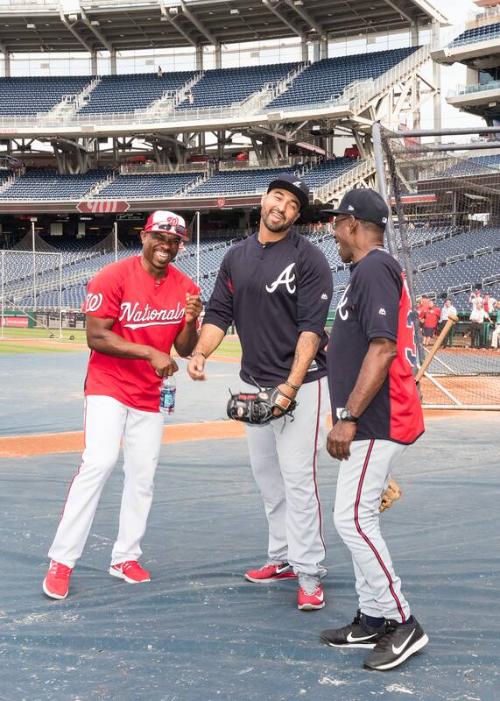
[150,222,186,235]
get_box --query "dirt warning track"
[0,410,493,458]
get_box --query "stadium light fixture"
[91,20,100,26]
[230,8,240,13]
[26,23,36,29]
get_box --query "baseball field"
[0,339,499,701]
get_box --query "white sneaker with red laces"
[244,562,297,583]
[43,560,73,600]
[109,560,151,584]
[297,575,325,611]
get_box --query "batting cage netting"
[374,124,500,410]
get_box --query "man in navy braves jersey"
[188,174,333,610]
[319,189,428,670]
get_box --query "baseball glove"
[379,478,402,513]
[226,388,297,425]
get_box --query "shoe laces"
[49,561,72,578]
[298,574,320,595]
[372,620,400,650]
[120,560,140,571]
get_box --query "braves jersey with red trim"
[327,249,424,444]
[203,231,333,387]
[83,255,199,412]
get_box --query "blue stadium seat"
[78,72,196,114]
[450,22,500,48]
[190,167,297,196]
[0,169,111,200]
[97,173,203,199]
[175,63,299,111]
[267,48,419,110]
[0,76,90,115]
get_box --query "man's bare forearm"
[287,331,321,387]
[345,339,396,418]
[87,327,154,361]
[192,323,226,357]
[174,321,199,357]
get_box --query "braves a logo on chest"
[119,301,185,330]
[336,285,351,321]
[265,263,296,294]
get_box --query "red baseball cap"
[143,210,188,241]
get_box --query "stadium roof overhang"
[432,40,500,66]
[0,0,447,55]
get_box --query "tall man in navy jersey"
[188,174,333,611]
[319,189,428,670]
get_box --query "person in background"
[438,299,457,348]
[422,300,440,347]
[491,299,500,350]
[469,299,491,349]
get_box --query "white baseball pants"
[244,377,329,578]
[333,439,411,623]
[48,395,164,569]
[491,325,500,348]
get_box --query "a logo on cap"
[347,205,355,211]
[294,181,302,188]
[382,217,387,223]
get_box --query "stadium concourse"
[0,347,499,701]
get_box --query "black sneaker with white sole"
[320,610,385,649]
[363,616,429,671]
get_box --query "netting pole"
[380,127,425,365]
[58,252,63,339]
[1,250,4,339]
[195,210,200,288]
[372,121,397,258]
[114,221,118,262]
[31,219,37,312]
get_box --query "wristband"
[285,380,300,392]
[192,351,206,358]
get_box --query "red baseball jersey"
[83,255,199,412]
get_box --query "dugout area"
[0,351,499,701]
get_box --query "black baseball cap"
[267,174,310,211]
[324,188,389,230]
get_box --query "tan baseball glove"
[380,478,402,513]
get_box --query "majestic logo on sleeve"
[265,263,296,294]
[84,293,103,313]
[119,302,185,330]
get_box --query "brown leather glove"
[380,478,402,513]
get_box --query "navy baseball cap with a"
[324,188,389,230]
[267,174,310,211]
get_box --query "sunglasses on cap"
[150,222,187,237]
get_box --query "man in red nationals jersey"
[42,210,202,600]
[319,189,428,672]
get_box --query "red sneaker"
[43,560,73,600]
[297,582,325,611]
[109,560,151,584]
[244,562,297,583]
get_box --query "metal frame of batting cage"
[371,121,500,410]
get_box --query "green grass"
[0,327,243,358]
[215,337,242,358]
[0,327,87,354]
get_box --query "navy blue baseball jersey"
[203,231,333,387]
[327,249,424,444]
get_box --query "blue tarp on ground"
[0,353,499,700]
